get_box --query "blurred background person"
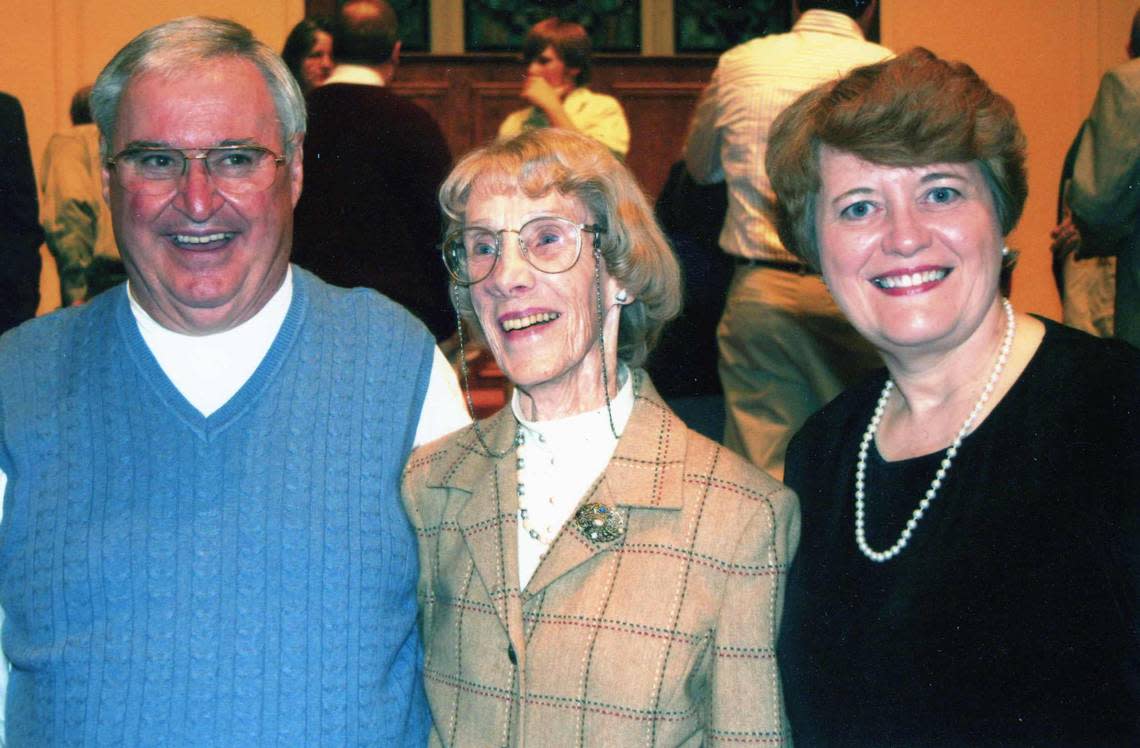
[646,159,732,440]
[684,0,889,482]
[293,0,455,340]
[1069,7,1140,348]
[404,128,798,744]
[1046,10,1140,340]
[39,85,125,306]
[0,91,43,335]
[498,17,629,159]
[281,16,334,94]
[768,49,1139,745]
[1049,128,1116,337]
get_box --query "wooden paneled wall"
[392,54,717,200]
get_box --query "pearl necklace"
[512,369,632,547]
[854,298,1015,563]
[515,427,559,545]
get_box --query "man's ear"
[289,136,304,207]
[100,137,112,204]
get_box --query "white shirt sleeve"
[413,346,472,447]
[683,67,726,185]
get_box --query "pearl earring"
[615,289,629,303]
[1001,246,1010,257]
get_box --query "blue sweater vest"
[0,269,433,745]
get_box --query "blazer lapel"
[430,409,523,637]
[523,374,687,597]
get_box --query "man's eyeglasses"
[442,216,606,286]
[105,145,286,196]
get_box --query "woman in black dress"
[767,48,1139,746]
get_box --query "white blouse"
[512,367,634,588]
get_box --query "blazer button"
[507,645,518,665]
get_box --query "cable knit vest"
[0,269,433,745]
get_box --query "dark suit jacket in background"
[293,83,455,340]
[0,93,44,334]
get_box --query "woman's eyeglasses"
[442,215,605,286]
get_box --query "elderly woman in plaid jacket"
[402,128,800,747]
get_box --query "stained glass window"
[391,0,430,51]
[465,0,641,53]
[674,0,789,53]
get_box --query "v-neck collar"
[114,268,309,441]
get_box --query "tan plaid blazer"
[402,373,800,746]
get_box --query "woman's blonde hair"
[439,128,681,367]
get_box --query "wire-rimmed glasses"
[105,145,287,196]
[442,215,606,286]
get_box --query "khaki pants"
[1062,253,1115,338]
[718,266,881,481]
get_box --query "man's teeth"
[874,269,948,289]
[502,312,559,331]
[174,232,232,245]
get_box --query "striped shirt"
[684,10,891,263]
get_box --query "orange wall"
[881,0,1137,319]
[4,0,1136,319]
[4,1,302,169]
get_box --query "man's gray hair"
[91,16,306,158]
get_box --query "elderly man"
[0,17,467,744]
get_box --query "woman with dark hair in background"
[281,17,334,93]
[768,48,1139,745]
[498,17,630,159]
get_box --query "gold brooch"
[574,502,625,543]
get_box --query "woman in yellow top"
[498,18,630,159]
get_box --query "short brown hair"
[766,47,1027,270]
[439,128,681,367]
[522,18,592,86]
